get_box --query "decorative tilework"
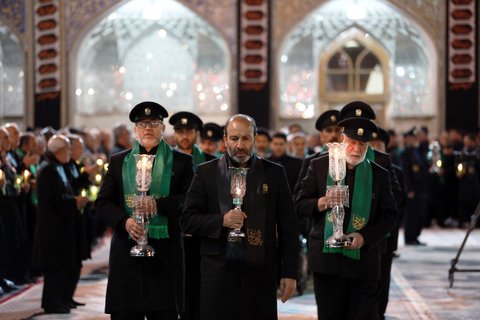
[0,0,26,34]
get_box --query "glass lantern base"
[326,235,352,248]
[228,230,245,238]
[130,244,155,257]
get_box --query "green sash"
[192,144,206,168]
[122,140,172,239]
[366,146,375,161]
[323,159,373,260]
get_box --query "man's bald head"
[47,134,71,164]
[224,114,256,138]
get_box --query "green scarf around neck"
[191,144,206,168]
[122,140,173,239]
[366,146,375,161]
[323,159,373,260]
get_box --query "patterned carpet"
[1,228,479,320]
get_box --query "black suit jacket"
[296,155,397,280]
[33,155,79,269]
[267,153,302,194]
[95,147,194,313]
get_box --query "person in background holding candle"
[0,127,25,295]
[168,111,216,320]
[296,116,398,320]
[181,114,299,320]
[32,135,89,314]
[96,101,194,320]
[63,134,96,306]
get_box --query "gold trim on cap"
[357,128,364,136]
[207,130,213,137]
[181,118,188,125]
[330,115,336,122]
[372,132,378,139]
[145,108,151,115]
[355,109,362,117]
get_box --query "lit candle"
[141,156,147,190]
[95,174,102,184]
[89,185,98,201]
[23,170,30,182]
[104,163,109,171]
[80,188,87,197]
[16,177,22,186]
[334,147,340,181]
[96,159,104,166]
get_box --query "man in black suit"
[370,127,407,320]
[296,117,397,320]
[267,132,302,194]
[169,111,215,320]
[400,127,429,245]
[33,135,89,314]
[95,101,194,320]
[181,114,299,320]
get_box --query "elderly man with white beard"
[296,116,397,320]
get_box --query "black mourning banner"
[237,0,271,128]
[446,0,479,131]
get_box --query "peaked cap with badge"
[129,101,169,122]
[371,127,390,146]
[315,110,340,131]
[200,122,223,141]
[339,100,376,121]
[403,126,418,138]
[338,117,378,142]
[169,111,203,131]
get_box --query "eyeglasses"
[135,120,161,129]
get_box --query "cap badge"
[145,108,151,116]
[357,128,364,136]
[181,118,188,125]
[330,115,336,122]
[207,130,213,137]
[372,132,377,139]
[355,109,362,117]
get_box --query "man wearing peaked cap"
[129,101,169,122]
[169,111,215,320]
[169,111,216,168]
[340,103,402,219]
[199,122,223,157]
[339,100,376,121]
[95,101,194,319]
[296,116,397,320]
[294,110,342,196]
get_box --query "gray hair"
[47,134,70,153]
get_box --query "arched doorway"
[0,23,25,125]
[69,0,232,128]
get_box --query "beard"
[227,147,252,164]
[346,151,366,167]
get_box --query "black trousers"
[313,273,380,320]
[404,193,428,242]
[110,311,178,320]
[42,266,80,309]
[378,253,394,320]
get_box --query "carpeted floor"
[1,228,479,320]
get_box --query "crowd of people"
[0,100,479,320]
